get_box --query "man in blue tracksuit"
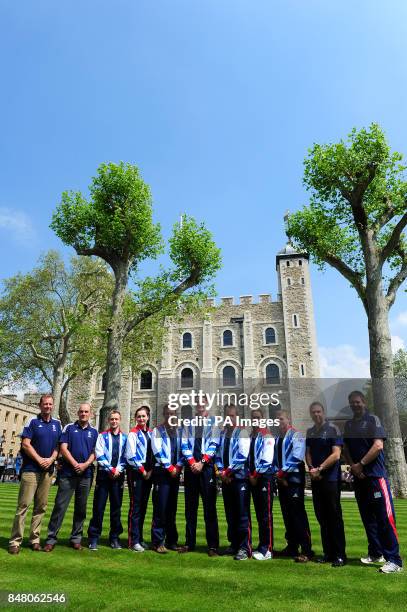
[344,390,403,574]
[216,405,251,561]
[249,409,275,561]
[44,403,98,551]
[150,405,184,553]
[179,401,220,556]
[306,402,346,566]
[87,410,127,550]
[274,409,313,562]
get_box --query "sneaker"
[379,562,403,574]
[110,540,122,549]
[253,550,272,561]
[208,548,219,557]
[222,546,235,556]
[152,544,168,554]
[88,541,98,551]
[331,557,346,567]
[140,541,149,550]
[360,555,385,564]
[129,543,145,552]
[274,546,298,558]
[166,544,180,551]
[234,548,249,561]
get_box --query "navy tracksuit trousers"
[151,468,179,547]
[222,478,251,554]
[250,475,274,555]
[278,475,312,556]
[127,469,152,547]
[184,465,219,550]
[88,470,124,542]
[354,476,402,566]
[311,478,346,560]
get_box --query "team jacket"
[125,426,152,474]
[181,422,220,465]
[215,427,251,479]
[151,425,184,474]
[273,427,305,477]
[95,430,128,474]
[251,431,275,477]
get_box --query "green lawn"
[0,483,405,611]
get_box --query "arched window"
[181,367,194,388]
[182,332,192,349]
[265,327,276,344]
[266,363,280,385]
[140,370,153,390]
[222,365,236,387]
[222,330,233,347]
[101,372,107,392]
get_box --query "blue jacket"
[215,427,251,479]
[251,431,275,476]
[273,427,305,474]
[125,427,152,473]
[151,425,184,473]
[95,430,128,474]
[181,422,220,464]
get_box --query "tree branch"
[324,253,368,312]
[386,246,407,308]
[381,211,407,263]
[27,342,55,366]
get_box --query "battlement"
[206,294,281,307]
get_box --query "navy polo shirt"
[306,421,343,482]
[21,415,62,473]
[60,421,98,478]
[343,411,387,478]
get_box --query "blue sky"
[0,0,406,376]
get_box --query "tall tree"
[287,124,407,496]
[51,162,221,426]
[0,251,113,423]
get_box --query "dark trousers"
[127,469,152,547]
[151,468,179,546]
[354,477,402,566]
[222,478,251,554]
[184,465,219,550]
[278,477,312,556]
[311,478,346,560]
[88,470,125,542]
[46,476,92,545]
[250,475,274,554]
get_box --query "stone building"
[66,244,320,431]
[0,395,38,457]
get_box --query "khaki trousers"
[9,471,53,547]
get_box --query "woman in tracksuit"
[150,404,184,553]
[249,409,275,561]
[125,406,153,552]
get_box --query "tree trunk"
[100,261,129,430]
[367,284,407,497]
[53,368,69,426]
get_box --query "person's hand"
[193,462,203,474]
[169,468,178,479]
[75,462,87,473]
[310,467,322,481]
[249,475,258,487]
[39,457,52,470]
[351,463,365,479]
[277,476,288,487]
[145,470,152,481]
[220,471,232,484]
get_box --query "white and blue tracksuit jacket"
[273,427,305,475]
[215,427,251,479]
[251,431,275,477]
[125,427,152,474]
[181,422,220,465]
[151,425,184,474]
[95,430,128,474]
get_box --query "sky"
[0,0,406,378]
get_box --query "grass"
[0,482,405,611]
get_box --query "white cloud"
[394,311,407,327]
[319,344,370,378]
[391,335,405,353]
[0,207,35,244]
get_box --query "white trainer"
[379,562,403,574]
[130,543,145,552]
[253,550,272,561]
[360,555,385,564]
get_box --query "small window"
[293,314,299,328]
[181,367,194,388]
[14,414,18,424]
[223,366,236,387]
[300,363,306,377]
[222,330,233,347]
[287,277,291,287]
[298,260,302,266]
[5,412,10,422]
[182,332,192,349]
[266,364,280,385]
[286,261,290,267]
[101,372,107,392]
[140,370,153,390]
[265,327,276,345]
[301,277,305,285]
